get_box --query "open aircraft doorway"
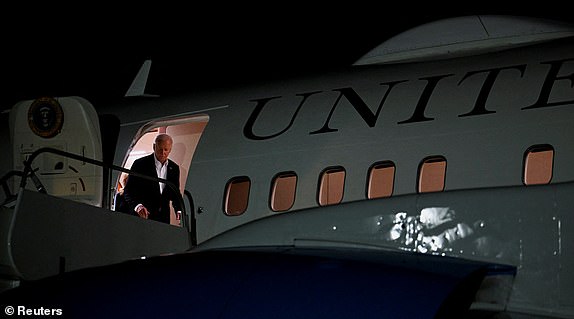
[114,114,209,226]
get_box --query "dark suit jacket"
[123,154,182,224]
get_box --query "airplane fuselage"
[1,19,574,318]
[100,38,574,243]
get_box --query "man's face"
[154,139,173,164]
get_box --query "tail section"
[124,60,159,97]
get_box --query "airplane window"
[418,156,447,193]
[367,161,395,199]
[318,167,346,206]
[224,176,251,216]
[270,172,297,212]
[524,145,554,185]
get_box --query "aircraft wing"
[0,246,514,318]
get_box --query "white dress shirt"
[154,156,169,194]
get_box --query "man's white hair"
[155,133,173,144]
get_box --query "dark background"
[2,9,572,111]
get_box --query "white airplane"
[1,15,574,318]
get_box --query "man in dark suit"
[123,133,182,224]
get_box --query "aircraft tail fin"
[125,60,159,97]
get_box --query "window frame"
[317,166,346,206]
[417,156,447,193]
[523,144,554,185]
[223,176,251,216]
[366,161,396,199]
[270,171,298,212]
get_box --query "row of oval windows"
[223,144,555,216]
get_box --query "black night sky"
[1,8,572,111]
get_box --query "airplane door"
[116,115,209,227]
[9,96,103,206]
